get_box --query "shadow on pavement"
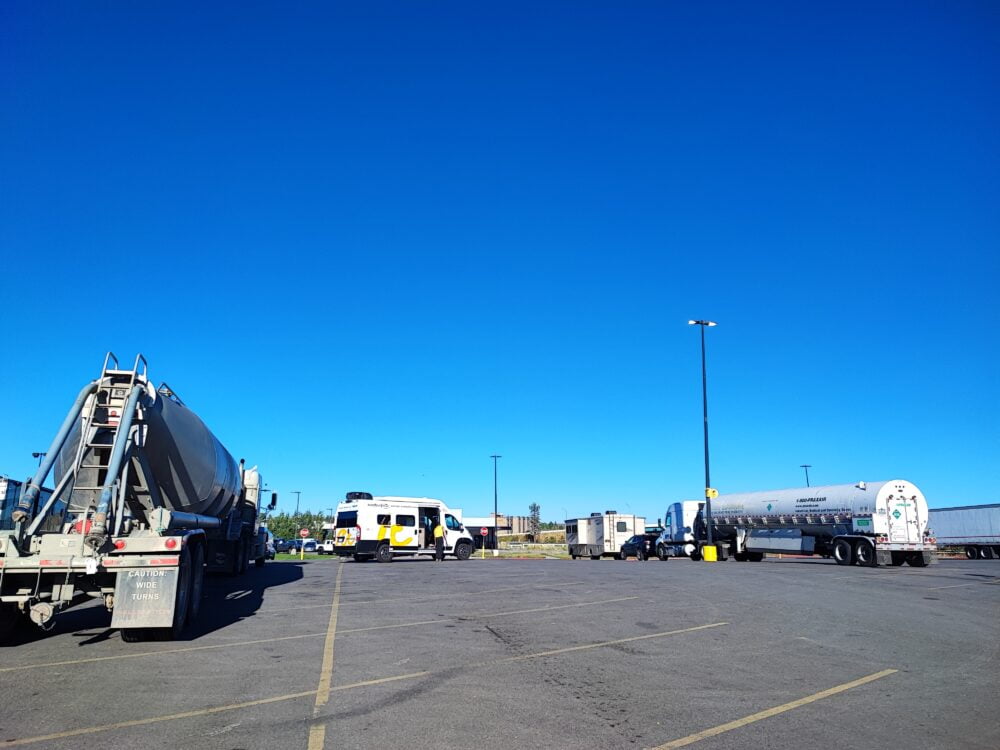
[0,560,306,647]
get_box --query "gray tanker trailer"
[655,480,936,567]
[0,353,276,643]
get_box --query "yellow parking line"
[0,690,318,746]
[306,562,345,750]
[338,596,640,635]
[505,622,727,662]
[349,580,587,605]
[648,669,898,749]
[0,596,637,676]
[0,631,327,674]
[2,620,726,747]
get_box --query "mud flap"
[110,568,179,629]
[876,549,893,567]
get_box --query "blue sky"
[2,1,997,521]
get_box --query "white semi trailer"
[566,512,645,559]
[655,480,936,567]
[0,353,276,643]
[928,504,1000,560]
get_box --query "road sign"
[480,527,489,536]
[299,528,310,538]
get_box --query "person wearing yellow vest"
[433,520,446,562]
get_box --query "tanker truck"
[0,353,276,643]
[654,480,936,567]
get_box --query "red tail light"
[114,540,126,550]
[356,525,362,541]
[164,538,178,550]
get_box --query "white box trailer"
[929,504,1000,560]
[566,511,645,559]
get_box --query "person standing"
[433,519,446,562]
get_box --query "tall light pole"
[291,491,301,515]
[800,464,812,487]
[688,320,717,548]
[490,455,502,550]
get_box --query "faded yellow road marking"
[0,631,327,674]
[0,595,636,676]
[3,619,726,746]
[505,622,727,661]
[0,690,318,746]
[338,595,640,635]
[648,668,898,749]
[306,561,345,750]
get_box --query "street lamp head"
[688,320,718,327]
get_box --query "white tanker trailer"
[655,480,936,567]
[0,353,276,643]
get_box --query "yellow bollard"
[702,544,718,562]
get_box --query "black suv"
[618,534,654,560]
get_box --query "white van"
[332,492,476,562]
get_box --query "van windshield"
[335,511,357,528]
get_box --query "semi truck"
[654,480,936,567]
[0,353,276,643]
[565,512,645,559]
[1,477,59,531]
[928,504,1000,560]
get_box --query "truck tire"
[454,542,473,560]
[965,546,978,559]
[590,555,601,560]
[746,552,764,562]
[833,538,854,566]
[188,543,205,623]
[905,552,928,567]
[375,543,393,563]
[689,548,702,562]
[571,554,578,559]
[855,539,877,567]
[980,546,995,560]
[657,545,669,561]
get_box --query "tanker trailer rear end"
[0,353,273,643]
[704,480,936,567]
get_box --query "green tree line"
[263,511,331,540]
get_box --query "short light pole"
[291,491,301,515]
[800,465,812,487]
[31,452,46,467]
[490,455,502,551]
[689,320,717,549]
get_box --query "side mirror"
[269,492,277,510]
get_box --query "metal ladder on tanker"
[61,353,147,534]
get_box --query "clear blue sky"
[2,1,997,521]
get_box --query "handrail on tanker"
[131,354,147,379]
[12,380,100,526]
[156,382,185,407]
[101,352,119,373]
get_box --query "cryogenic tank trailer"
[656,480,936,567]
[0,353,276,643]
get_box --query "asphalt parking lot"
[0,555,997,750]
